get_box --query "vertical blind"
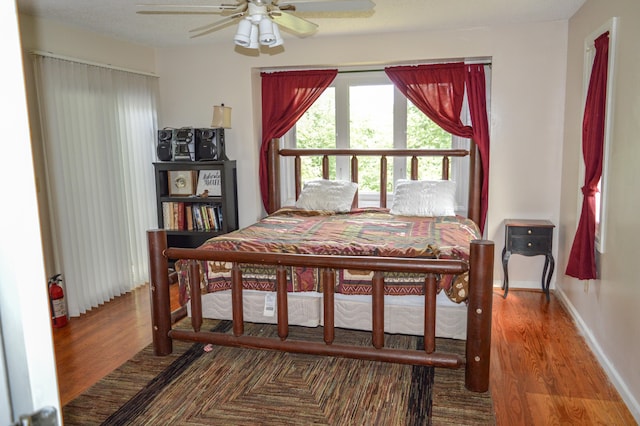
[32,55,158,316]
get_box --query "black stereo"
[156,129,173,161]
[196,128,226,161]
[157,127,228,161]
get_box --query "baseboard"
[492,279,548,291]
[555,288,640,423]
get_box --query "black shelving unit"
[153,161,238,249]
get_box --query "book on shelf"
[216,204,223,230]
[206,205,217,231]
[162,202,172,230]
[177,202,185,230]
[213,205,221,231]
[185,205,193,231]
[162,201,223,233]
[192,204,203,231]
[200,205,210,231]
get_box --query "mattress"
[189,289,467,340]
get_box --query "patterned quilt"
[176,208,481,304]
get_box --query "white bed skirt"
[189,289,467,340]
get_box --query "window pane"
[350,85,393,192]
[406,101,452,180]
[296,88,336,181]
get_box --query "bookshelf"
[153,161,238,249]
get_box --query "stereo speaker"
[196,128,223,161]
[156,129,173,161]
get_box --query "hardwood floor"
[490,290,635,425]
[53,287,636,424]
[52,284,181,405]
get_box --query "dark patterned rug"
[63,320,494,425]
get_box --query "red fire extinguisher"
[48,274,68,328]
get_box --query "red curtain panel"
[259,69,338,212]
[385,63,490,233]
[566,32,610,280]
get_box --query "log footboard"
[147,230,494,392]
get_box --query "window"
[284,70,471,211]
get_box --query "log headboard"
[266,138,483,226]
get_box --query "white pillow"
[295,179,358,212]
[390,179,456,217]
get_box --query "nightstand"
[502,219,555,301]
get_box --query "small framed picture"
[168,170,196,196]
[196,169,222,196]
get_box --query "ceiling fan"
[137,0,375,49]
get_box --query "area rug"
[63,320,494,425]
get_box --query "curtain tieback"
[581,185,598,197]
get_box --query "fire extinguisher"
[48,274,68,328]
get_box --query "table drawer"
[509,235,552,254]
[508,226,553,238]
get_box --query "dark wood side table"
[502,219,555,301]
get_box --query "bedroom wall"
[559,0,640,419]
[154,20,569,291]
[17,15,157,278]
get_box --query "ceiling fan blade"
[270,10,318,35]
[190,15,242,38]
[190,12,244,33]
[278,0,375,13]
[136,3,242,15]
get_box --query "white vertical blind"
[32,55,158,316]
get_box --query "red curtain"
[465,64,491,232]
[566,32,610,280]
[385,63,471,136]
[385,63,490,233]
[259,69,338,212]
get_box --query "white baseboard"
[554,288,640,423]
[492,279,549,291]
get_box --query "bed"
[148,139,494,392]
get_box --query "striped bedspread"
[176,208,481,304]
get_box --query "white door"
[0,1,61,424]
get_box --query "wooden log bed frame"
[148,139,494,393]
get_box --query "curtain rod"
[29,50,158,78]
[263,58,491,75]
[338,59,492,74]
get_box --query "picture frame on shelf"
[196,169,222,196]
[168,170,197,196]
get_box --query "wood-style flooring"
[52,287,637,425]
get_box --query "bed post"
[267,138,281,214]
[148,229,173,356]
[465,239,494,392]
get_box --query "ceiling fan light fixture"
[233,18,252,47]
[258,18,276,45]
[248,23,260,49]
[272,23,284,47]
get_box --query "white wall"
[155,20,569,288]
[559,0,640,420]
[18,15,156,74]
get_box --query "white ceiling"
[16,0,586,48]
